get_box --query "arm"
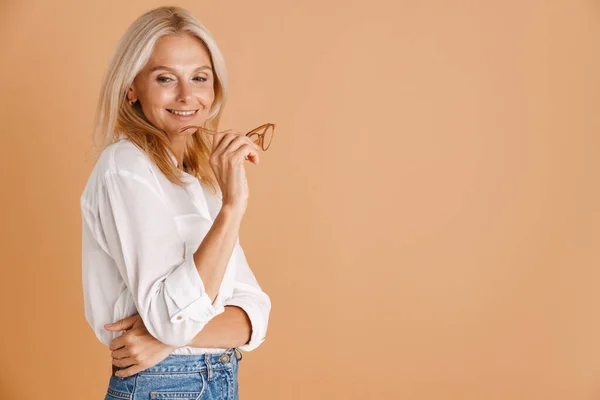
[97,166,241,347]
[187,235,271,351]
[186,305,252,349]
[185,190,272,351]
[193,203,243,303]
[222,238,272,352]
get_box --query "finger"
[243,145,260,164]
[109,333,128,351]
[222,135,259,158]
[247,136,261,151]
[221,134,246,156]
[213,132,242,156]
[112,356,135,368]
[240,135,261,152]
[114,363,145,379]
[111,346,131,359]
[233,144,259,165]
[105,314,139,331]
[211,129,233,153]
[245,153,259,165]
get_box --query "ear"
[127,86,137,103]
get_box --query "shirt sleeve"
[223,236,272,352]
[97,169,225,347]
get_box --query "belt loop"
[204,353,212,381]
[234,347,243,362]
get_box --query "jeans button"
[218,354,230,363]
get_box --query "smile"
[167,109,198,116]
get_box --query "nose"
[176,80,193,103]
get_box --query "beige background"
[0,0,599,399]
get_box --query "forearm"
[185,305,252,348]
[194,204,244,302]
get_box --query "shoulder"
[81,139,156,205]
[99,138,154,177]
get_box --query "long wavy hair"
[89,5,227,195]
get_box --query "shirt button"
[177,315,183,320]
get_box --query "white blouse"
[80,135,271,354]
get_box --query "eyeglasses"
[180,123,276,151]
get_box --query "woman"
[80,6,271,399]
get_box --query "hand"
[209,131,260,212]
[104,313,177,378]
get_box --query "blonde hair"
[89,5,227,195]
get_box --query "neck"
[165,132,186,170]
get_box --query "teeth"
[169,109,197,116]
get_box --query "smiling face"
[128,33,215,140]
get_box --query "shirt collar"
[166,147,179,167]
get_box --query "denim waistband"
[115,347,242,376]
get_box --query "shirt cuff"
[163,259,225,324]
[224,297,267,352]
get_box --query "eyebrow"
[149,65,213,73]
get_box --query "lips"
[167,109,198,115]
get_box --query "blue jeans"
[105,348,242,400]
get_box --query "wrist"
[220,201,245,219]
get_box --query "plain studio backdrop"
[0,0,599,399]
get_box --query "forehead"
[147,33,211,69]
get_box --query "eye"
[157,76,173,83]
[194,76,208,82]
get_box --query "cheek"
[200,88,215,106]
[146,89,173,108]
[140,92,171,123]
[138,82,169,104]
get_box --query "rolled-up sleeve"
[97,169,224,347]
[223,237,272,352]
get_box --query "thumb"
[104,314,139,331]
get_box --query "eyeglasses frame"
[180,123,276,151]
